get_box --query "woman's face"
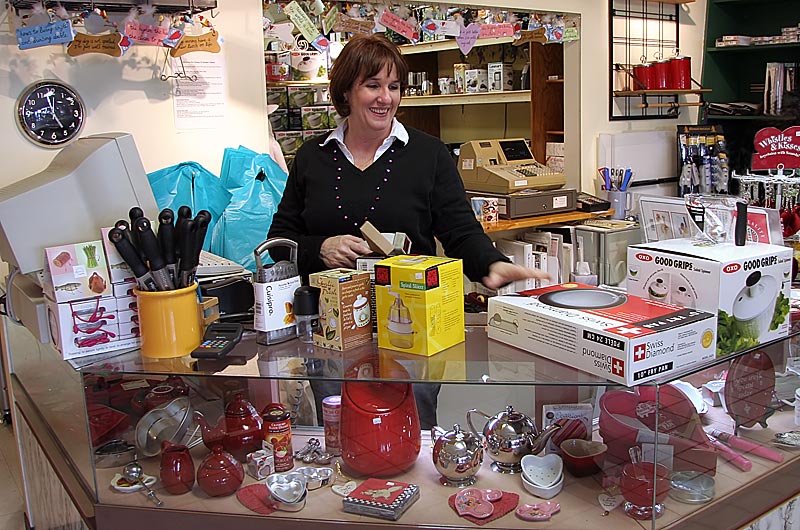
[344,64,401,136]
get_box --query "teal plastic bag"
[211,148,288,272]
[146,162,232,250]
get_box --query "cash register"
[457,138,566,194]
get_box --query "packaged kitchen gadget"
[309,268,371,351]
[374,255,464,356]
[487,283,717,386]
[627,240,792,357]
[253,238,300,346]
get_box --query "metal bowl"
[538,289,627,310]
[295,466,333,490]
[135,396,193,457]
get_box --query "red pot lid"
[343,354,412,413]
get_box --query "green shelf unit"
[707,43,800,53]
[706,114,797,121]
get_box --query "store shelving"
[399,90,530,107]
[398,36,515,55]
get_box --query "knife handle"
[108,228,149,279]
[134,217,165,271]
[158,209,176,266]
[193,210,212,260]
[174,206,193,260]
[735,201,747,246]
[178,219,197,272]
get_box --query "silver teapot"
[467,405,560,474]
[431,424,483,487]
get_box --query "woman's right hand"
[320,235,372,268]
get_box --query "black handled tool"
[735,201,747,247]
[177,219,198,288]
[128,207,146,262]
[108,228,157,292]
[134,217,175,291]
[158,209,177,284]
[174,205,193,262]
[193,210,212,259]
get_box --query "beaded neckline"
[332,145,396,229]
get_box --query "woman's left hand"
[482,261,551,290]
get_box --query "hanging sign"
[264,22,295,44]
[751,126,800,170]
[170,30,221,57]
[456,23,481,54]
[125,21,170,45]
[162,28,184,48]
[421,19,460,37]
[333,12,374,36]
[67,32,126,57]
[379,10,419,43]
[16,20,74,50]
[284,1,328,51]
[478,23,514,39]
[322,6,339,35]
[513,28,547,46]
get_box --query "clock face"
[16,81,86,148]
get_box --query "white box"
[112,280,137,298]
[487,284,717,386]
[465,69,489,93]
[290,51,328,81]
[546,142,565,157]
[101,228,135,283]
[627,240,792,357]
[487,62,513,92]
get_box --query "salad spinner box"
[309,269,372,351]
[374,255,464,356]
[487,283,717,386]
[627,240,792,357]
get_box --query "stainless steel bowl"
[135,396,193,457]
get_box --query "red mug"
[621,462,671,520]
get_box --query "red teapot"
[194,393,263,462]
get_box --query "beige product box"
[546,142,565,157]
[301,106,328,130]
[309,269,372,351]
[266,86,289,109]
[487,283,717,386]
[274,131,303,155]
[290,51,328,81]
[374,255,465,356]
[287,86,316,109]
[488,62,514,92]
[627,240,792,357]
[465,69,489,93]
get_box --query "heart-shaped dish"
[521,471,564,499]
[454,488,494,519]
[516,501,561,521]
[560,439,607,477]
[521,453,563,487]
[295,466,333,490]
[265,471,307,504]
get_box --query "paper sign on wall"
[67,32,126,57]
[379,10,419,43]
[170,30,221,57]
[264,22,295,44]
[125,21,169,45]
[751,127,800,170]
[333,12,374,36]
[284,1,327,51]
[456,23,480,54]
[421,19,460,37]
[16,20,74,50]
[479,23,514,39]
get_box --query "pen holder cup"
[136,283,203,359]
[607,190,632,220]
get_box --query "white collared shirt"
[320,118,409,166]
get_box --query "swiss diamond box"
[375,255,464,356]
[627,240,792,357]
[487,283,717,386]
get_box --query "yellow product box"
[374,255,465,356]
[309,269,372,351]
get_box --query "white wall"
[0,0,269,188]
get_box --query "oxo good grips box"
[374,255,464,356]
[627,240,792,357]
[309,269,372,351]
[487,283,717,386]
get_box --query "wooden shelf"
[483,210,611,233]
[546,78,564,84]
[613,88,712,96]
[265,80,329,86]
[399,90,530,107]
[399,36,515,55]
[658,0,695,3]
[546,130,565,135]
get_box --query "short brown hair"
[329,34,408,117]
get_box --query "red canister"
[669,53,692,90]
[322,395,342,456]
[652,59,670,90]
[631,62,653,90]
[262,403,293,472]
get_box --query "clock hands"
[44,89,64,128]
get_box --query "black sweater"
[267,127,508,281]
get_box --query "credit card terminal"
[191,322,244,359]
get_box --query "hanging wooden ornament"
[170,29,221,57]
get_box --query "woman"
[268,34,548,289]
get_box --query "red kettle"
[340,354,421,477]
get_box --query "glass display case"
[5,316,800,530]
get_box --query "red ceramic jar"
[196,446,244,497]
[159,441,195,494]
[632,62,653,90]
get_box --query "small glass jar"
[294,286,320,343]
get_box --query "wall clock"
[16,80,86,148]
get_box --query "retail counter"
[3,316,800,530]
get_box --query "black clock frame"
[16,80,86,148]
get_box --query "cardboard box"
[266,86,288,109]
[360,221,411,257]
[465,69,489,93]
[309,269,372,351]
[274,131,303,155]
[488,62,514,92]
[290,51,328,81]
[301,106,328,130]
[627,240,792,357]
[287,86,316,108]
[269,110,289,132]
[375,255,465,356]
[487,283,717,386]
[328,106,343,128]
[546,142,565,157]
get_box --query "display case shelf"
[399,90,530,107]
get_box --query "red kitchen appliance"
[632,59,653,90]
[599,385,716,480]
[669,52,692,90]
[340,354,421,477]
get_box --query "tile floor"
[0,422,25,530]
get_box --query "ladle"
[122,461,163,506]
